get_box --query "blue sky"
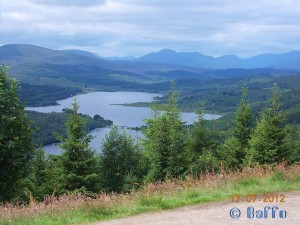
[1,0,300,57]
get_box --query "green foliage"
[189,107,209,156]
[234,84,253,150]
[2,168,300,225]
[27,111,112,146]
[19,83,81,107]
[55,99,99,193]
[143,83,187,181]
[0,66,35,202]
[29,149,55,199]
[1,65,300,203]
[287,126,300,163]
[100,126,140,193]
[218,137,241,169]
[6,165,300,225]
[190,150,219,176]
[28,150,76,199]
[147,74,300,126]
[219,85,253,169]
[247,84,291,164]
[44,154,65,193]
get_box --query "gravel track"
[87,191,300,225]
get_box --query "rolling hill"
[0,44,170,87]
[137,49,300,70]
[1,43,300,125]
[1,44,300,95]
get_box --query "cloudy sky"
[1,0,300,57]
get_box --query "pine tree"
[248,84,290,164]
[100,126,140,193]
[218,136,241,169]
[44,154,65,194]
[219,85,252,168]
[190,150,220,176]
[31,149,50,199]
[0,66,35,201]
[287,125,300,163]
[56,99,99,193]
[190,107,208,155]
[142,83,186,181]
[234,84,252,151]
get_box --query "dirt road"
[87,191,300,225]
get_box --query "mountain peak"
[158,49,177,54]
[0,43,109,67]
[61,49,100,59]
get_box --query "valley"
[2,44,300,150]
[2,1,300,225]
[27,91,221,154]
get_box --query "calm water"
[28,91,221,154]
[42,127,142,155]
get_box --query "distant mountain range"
[61,49,101,59]
[0,44,196,73]
[0,44,190,88]
[0,44,300,89]
[2,44,300,71]
[62,47,300,70]
[137,49,300,70]
[0,44,114,68]
[57,47,300,71]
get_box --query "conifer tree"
[248,84,290,164]
[218,136,241,169]
[56,99,99,193]
[190,150,220,176]
[143,83,186,181]
[188,105,223,174]
[31,149,50,199]
[190,107,208,155]
[234,84,252,151]
[100,126,140,193]
[219,85,252,168]
[0,66,35,201]
[287,126,300,163]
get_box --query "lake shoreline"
[27,91,221,155]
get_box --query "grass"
[1,164,300,225]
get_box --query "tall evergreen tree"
[142,83,186,181]
[0,66,35,201]
[31,149,51,199]
[190,150,220,176]
[190,107,208,156]
[100,126,140,193]
[247,84,291,164]
[234,84,252,150]
[56,99,99,193]
[188,105,222,175]
[219,85,252,168]
[287,125,300,163]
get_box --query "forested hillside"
[20,83,81,106]
[1,66,299,204]
[28,111,112,146]
[1,45,300,204]
[2,0,300,224]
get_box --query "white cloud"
[1,0,300,57]
[27,0,106,7]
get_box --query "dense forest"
[27,111,112,146]
[18,72,300,138]
[20,83,81,106]
[1,66,299,203]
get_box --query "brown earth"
[86,191,300,225]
